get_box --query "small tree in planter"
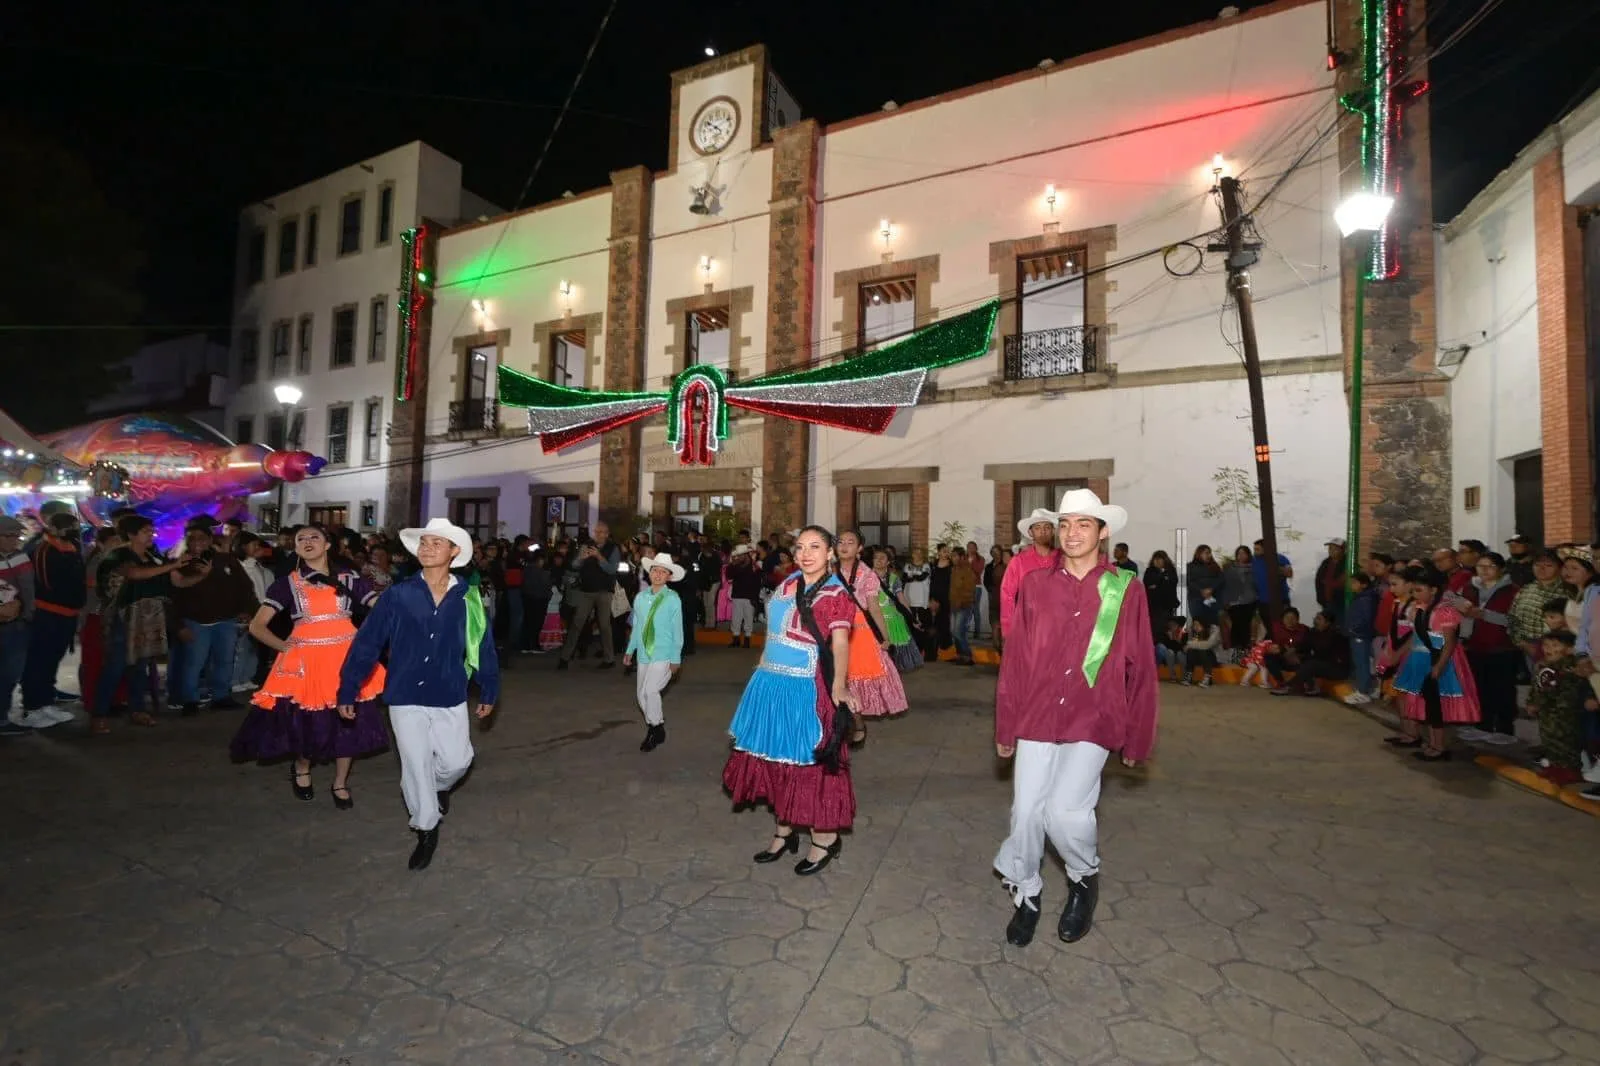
[936,520,967,549]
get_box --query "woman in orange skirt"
[230,526,387,808]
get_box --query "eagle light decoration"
[498,301,999,466]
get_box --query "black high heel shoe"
[753,831,800,864]
[290,766,314,802]
[331,784,353,810]
[795,836,842,876]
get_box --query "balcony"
[1002,325,1101,381]
[448,398,499,435]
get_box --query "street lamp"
[273,383,302,531]
[1336,192,1394,603]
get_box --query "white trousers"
[635,661,673,726]
[389,702,475,831]
[730,600,756,637]
[992,739,1109,898]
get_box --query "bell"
[688,185,712,215]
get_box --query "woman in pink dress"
[833,530,908,745]
[1390,567,1480,761]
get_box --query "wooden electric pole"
[1213,175,1286,625]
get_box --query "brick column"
[762,119,820,534]
[1534,150,1593,544]
[600,166,653,527]
[384,221,439,529]
[1334,0,1451,558]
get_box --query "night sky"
[4,0,1596,353]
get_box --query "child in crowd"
[1344,572,1381,705]
[1180,617,1221,687]
[1155,616,1187,682]
[1525,630,1590,785]
[1237,632,1275,688]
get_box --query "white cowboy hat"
[730,543,753,558]
[1055,488,1127,536]
[647,551,687,582]
[1016,507,1058,539]
[400,517,474,568]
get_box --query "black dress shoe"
[1006,893,1044,947]
[331,785,353,811]
[640,723,666,752]
[1058,874,1100,943]
[795,837,842,876]
[753,832,799,864]
[437,789,451,816]
[290,767,314,802]
[409,827,440,870]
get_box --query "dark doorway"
[1512,455,1544,547]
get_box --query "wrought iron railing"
[448,398,498,433]
[1002,325,1101,380]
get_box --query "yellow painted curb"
[1474,754,1600,818]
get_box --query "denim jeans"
[179,619,239,705]
[1349,637,1373,695]
[0,621,29,714]
[953,606,976,659]
[232,629,259,690]
[22,611,78,708]
[95,620,151,717]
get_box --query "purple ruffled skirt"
[230,698,390,763]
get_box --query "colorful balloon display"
[0,410,324,545]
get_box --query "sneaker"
[231,682,256,693]
[1180,678,1192,687]
[54,689,79,703]
[8,707,69,729]
[1343,692,1372,706]
[1582,761,1600,784]
[1485,732,1518,746]
[1199,677,1212,688]
[1269,687,1292,696]
[1582,784,1600,801]
[1456,727,1487,741]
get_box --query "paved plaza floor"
[2,650,1598,1066]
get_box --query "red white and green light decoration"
[497,300,999,467]
[1338,0,1427,280]
[395,225,432,400]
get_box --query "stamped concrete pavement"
[1,651,1597,1066]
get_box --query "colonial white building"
[408,0,1346,603]
[1439,85,1600,549]
[226,141,498,531]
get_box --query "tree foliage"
[0,118,143,432]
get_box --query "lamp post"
[1335,192,1394,602]
[273,383,302,532]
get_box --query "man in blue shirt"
[1250,539,1293,627]
[340,518,499,871]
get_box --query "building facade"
[1438,86,1600,550]
[85,333,231,433]
[411,0,1348,603]
[226,141,499,532]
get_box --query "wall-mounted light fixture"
[1211,152,1228,182]
[879,219,894,261]
[558,280,573,315]
[699,255,715,290]
[1043,184,1060,233]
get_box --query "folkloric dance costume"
[1392,602,1480,725]
[338,519,501,870]
[724,572,856,832]
[836,561,908,718]
[878,570,923,674]
[231,566,387,763]
[993,490,1158,948]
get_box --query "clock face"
[692,97,740,155]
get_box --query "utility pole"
[1213,175,1285,625]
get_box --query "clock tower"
[667,45,801,174]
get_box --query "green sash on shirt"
[641,591,666,658]
[1083,568,1136,687]
[465,571,487,676]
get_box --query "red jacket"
[996,562,1159,761]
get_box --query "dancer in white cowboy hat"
[338,518,500,871]
[993,488,1158,947]
[623,552,686,752]
[999,506,1059,646]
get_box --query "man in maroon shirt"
[994,489,1159,948]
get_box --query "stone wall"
[1334,0,1452,557]
[599,167,653,527]
[761,120,820,534]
